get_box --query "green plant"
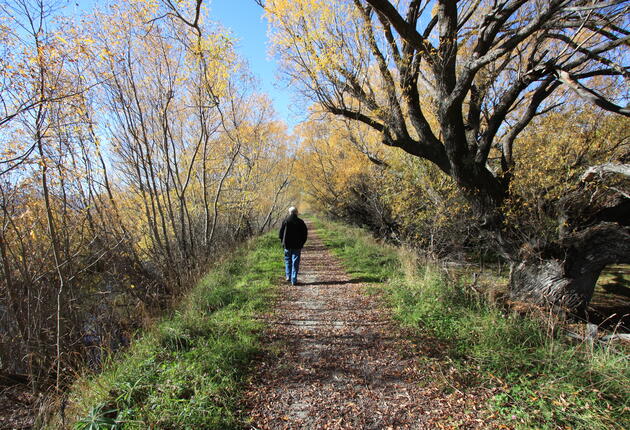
[74,404,119,430]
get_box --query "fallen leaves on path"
[243,225,496,429]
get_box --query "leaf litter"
[243,225,496,429]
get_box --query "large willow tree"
[262,0,629,310]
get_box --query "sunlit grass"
[311,215,400,282]
[62,233,282,429]
[314,215,630,430]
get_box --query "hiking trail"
[243,222,490,429]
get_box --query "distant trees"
[264,0,629,310]
[0,0,293,391]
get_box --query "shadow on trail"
[299,279,367,286]
[244,225,490,429]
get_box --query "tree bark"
[509,223,630,310]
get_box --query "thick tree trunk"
[509,223,630,310]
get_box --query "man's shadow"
[300,277,382,286]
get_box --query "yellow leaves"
[1,0,296,290]
[504,107,629,232]
[55,35,69,45]
[98,46,114,61]
[513,109,626,197]
[265,0,361,75]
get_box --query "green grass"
[63,233,283,429]
[313,217,400,282]
[597,265,630,286]
[313,216,630,430]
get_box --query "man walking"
[279,207,308,286]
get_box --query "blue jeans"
[284,248,301,285]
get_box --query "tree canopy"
[264,0,629,309]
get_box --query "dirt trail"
[244,223,490,429]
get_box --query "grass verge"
[60,233,282,429]
[313,216,629,430]
[312,216,400,283]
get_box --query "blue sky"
[68,0,299,131]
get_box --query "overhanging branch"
[556,69,630,117]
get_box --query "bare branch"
[364,0,438,71]
[556,69,630,117]
[581,163,630,181]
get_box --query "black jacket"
[279,214,308,249]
